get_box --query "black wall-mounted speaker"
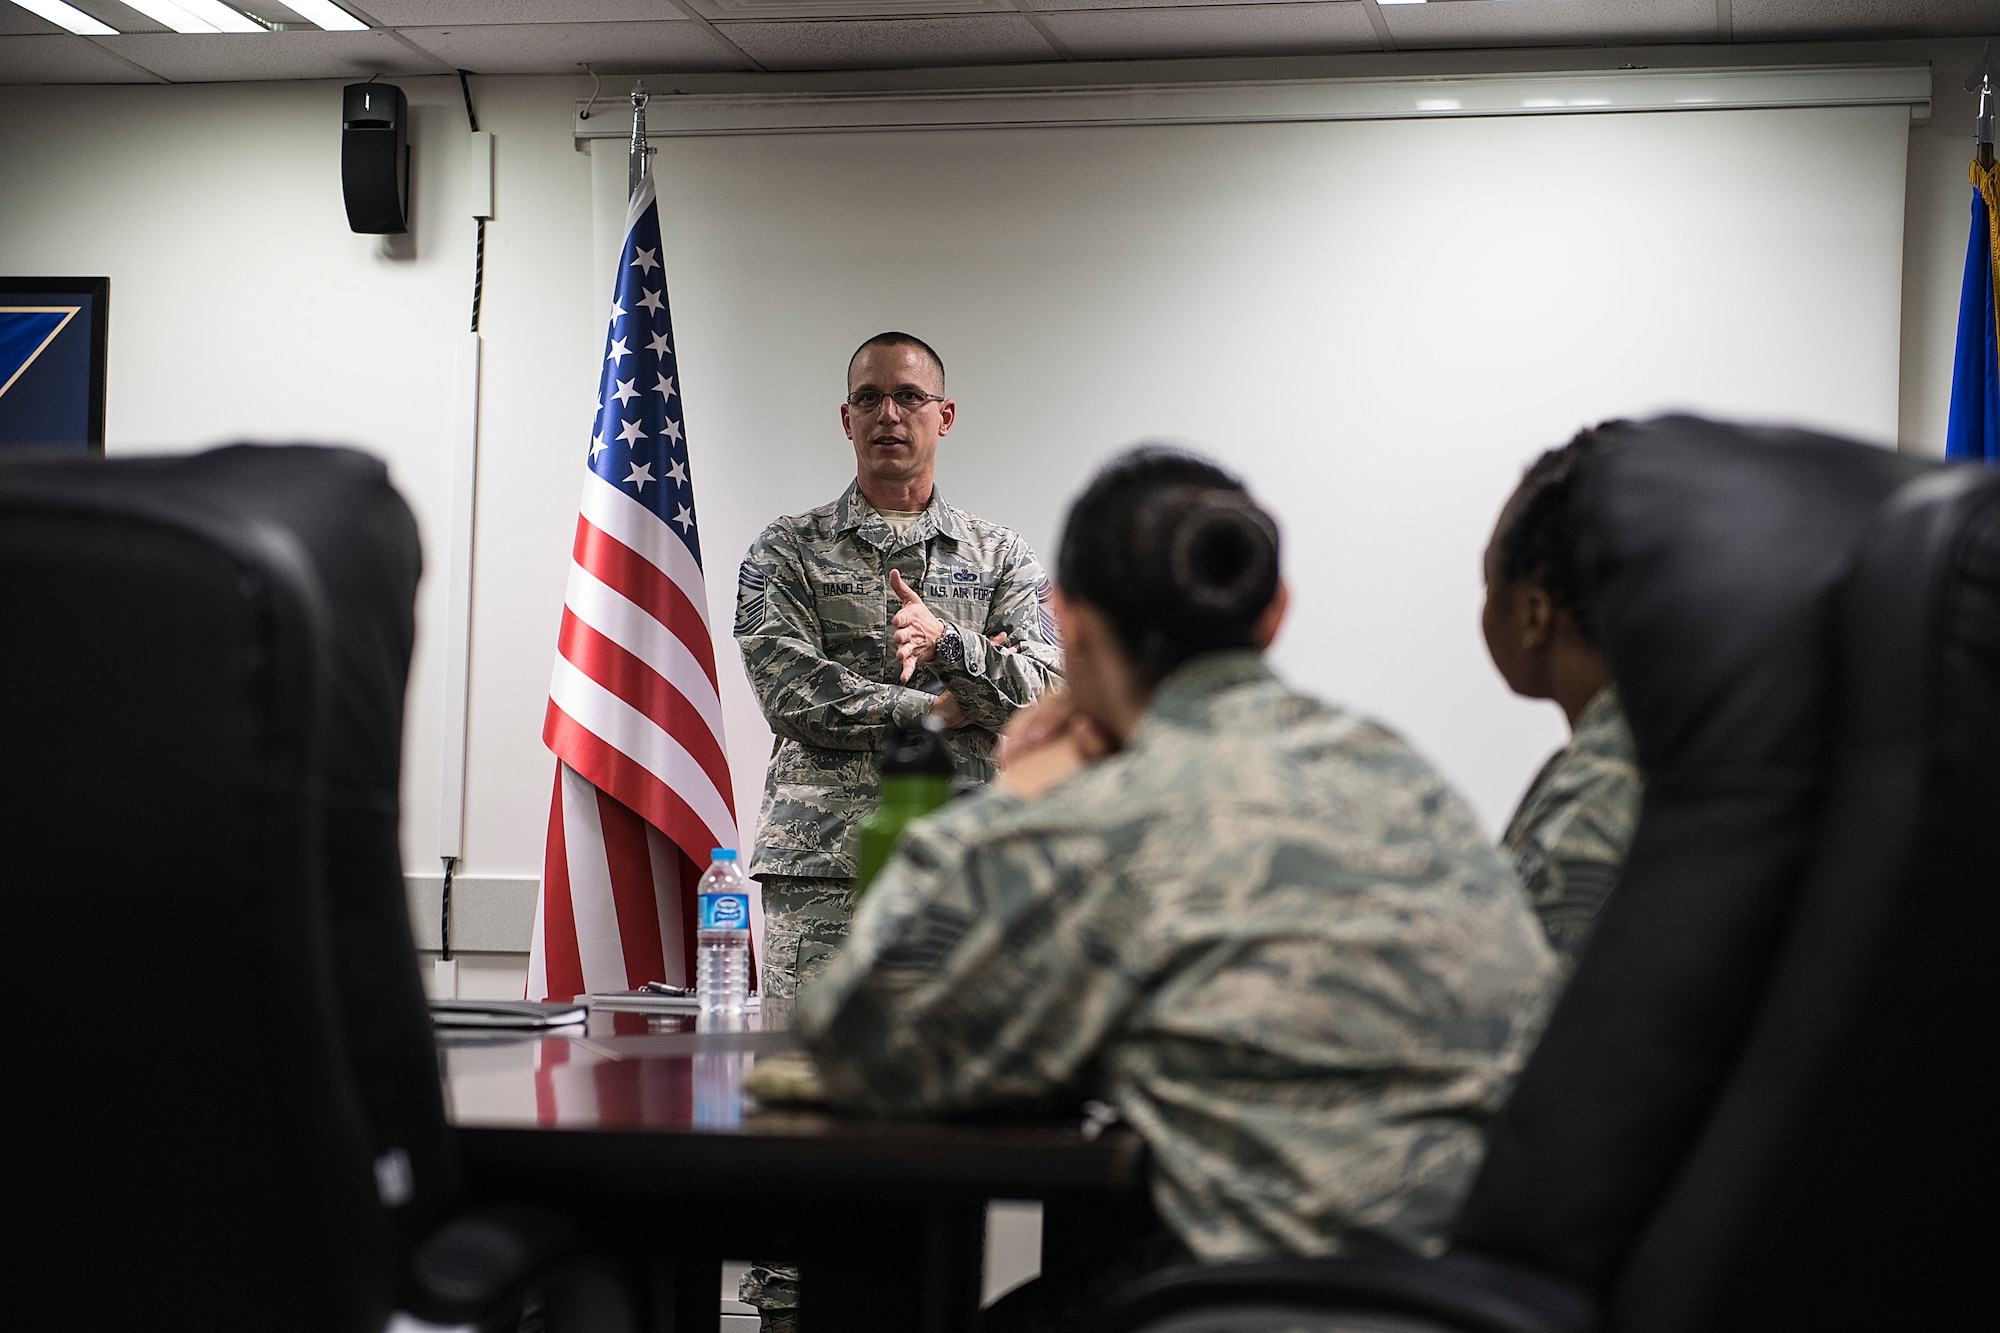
[342,83,409,235]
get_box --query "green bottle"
[855,718,955,898]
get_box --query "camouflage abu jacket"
[735,481,1062,879]
[799,651,1557,1262]
[1501,684,1642,963]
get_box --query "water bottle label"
[699,891,749,931]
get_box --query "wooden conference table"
[442,1005,1147,1333]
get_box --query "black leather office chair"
[2,445,624,1332]
[1099,416,2000,1333]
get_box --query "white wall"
[615,101,1908,841]
[0,74,598,889]
[0,39,1987,911]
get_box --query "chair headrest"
[1585,415,1925,784]
[1455,414,1924,1287]
[1,443,421,799]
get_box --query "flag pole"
[1969,43,1995,170]
[628,82,651,199]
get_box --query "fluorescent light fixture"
[119,0,220,31]
[1376,1,1426,6]
[281,0,366,29]
[12,0,119,33]
[173,0,266,30]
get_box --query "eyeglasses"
[846,388,946,413]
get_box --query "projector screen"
[608,101,1909,835]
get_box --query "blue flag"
[1946,161,2000,463]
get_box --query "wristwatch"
[936,621,966,670]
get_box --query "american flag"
[528,170,745,1000]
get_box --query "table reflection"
[444,1003,799,1133]
[694,1009,750,1129]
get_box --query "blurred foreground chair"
[1101,416,2000,1333]
[2,445,632,1332]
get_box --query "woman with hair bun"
[797,447,1556,1329]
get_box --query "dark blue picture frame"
[1,277,109,454]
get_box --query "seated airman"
[796,446,1558,1329]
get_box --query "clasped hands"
[995,690,1116,800]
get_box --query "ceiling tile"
[1734,0,2000,41]
[0,4,60,33]
[1383,0,1716,51]
[687,0,1008,17]
[362,0,687,26]
[94,29,443,79]
[1020,0,1332,13]
[715,13,1056,69]
[241,0,325,25]
[69,0,169,32]
[0,33,160,78]
[1039,2,1379,59]
[400,19,748,72]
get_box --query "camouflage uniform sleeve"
[937,537,1065,734]
[736,527,935,751]
[1506,763,1641,962]
[798,792,1132,1116]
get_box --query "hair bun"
[1167,493,1279,622]
[1057,445,1282,684]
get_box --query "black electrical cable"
[456,68,479,132]
[460,68,487,333]
[470,218,486,333]
[451,70,484,917]
[440,855,456,963]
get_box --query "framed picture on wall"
[1,277,109,454]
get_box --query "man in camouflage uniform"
[798,648,1558,1325]
[1481,429,1642,963]
[735,330,1063,997]
[734,331,1061,1328]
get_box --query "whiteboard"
[621,102,1909,835]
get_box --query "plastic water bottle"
[696,848,752,1015]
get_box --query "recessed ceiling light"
[1377,1,1426,6]
[12,0,119,33]
[172,0,266,30]
[280,0,366,29]
[118,0,220,32]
